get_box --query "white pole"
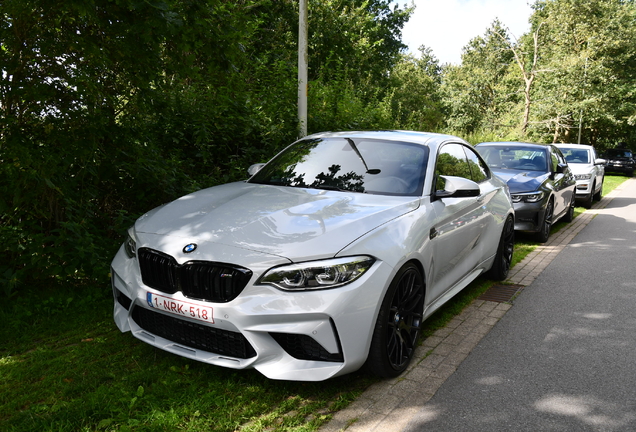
[298,0,308,138]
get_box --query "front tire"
[563,195,575,222]
[582,188,593,209]
[535,199,554,243]
[594,180,603,201]
[365,263,425,378]
[488,215,514,281]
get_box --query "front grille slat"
[138,248,252,303]
[132,306,256,359]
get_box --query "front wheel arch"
[487,214,515,280]
[364,261,425,378]
[535,197,554,243]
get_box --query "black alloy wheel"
[365,263,425,378]
[488,215,515,280]
[536,199,554,243]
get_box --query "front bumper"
[605,163,634,174]
[511,200,546,233]
[574,179,593,199]
[111,245,391,381]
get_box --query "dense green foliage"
[444,0,636,144]
[0,0,411,294]
[2,0,636,295]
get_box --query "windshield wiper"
[346,138,381,175]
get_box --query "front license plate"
[146,292,214,324]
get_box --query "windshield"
[477,146,549,172]
[248,137,429,196]
[607,149,633,158]
[560,147,590,164]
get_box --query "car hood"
[134,182,419,262]
[567,163,594,175]
[491,169,549,194]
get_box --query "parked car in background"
[555,144,605,208]
[111,131,515,381]
[602,148,635,177]
[476,142,576,243]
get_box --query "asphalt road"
[403,179,636,432]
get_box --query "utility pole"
[578,56,588,144]
[298,0,308,138]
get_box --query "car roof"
[555,143,594,150]
[304,130,469,147]
[476,141,552,149]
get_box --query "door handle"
[430,227,438,240]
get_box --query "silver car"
[555,144,605,208]
[111,131,514,381]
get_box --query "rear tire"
[488,215,514,281]
[365,263,424,378]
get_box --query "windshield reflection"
[249,138,429,196]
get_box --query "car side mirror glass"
[435,175,480,199]
[248,163,266,176]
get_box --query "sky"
[399,0,535,65]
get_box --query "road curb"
[319,179,632,432]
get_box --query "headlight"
[124,227,137,259]
[575,174,592,180]
[510,192,544,203]
[258,256,375,291]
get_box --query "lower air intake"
[132,306,256,359]
[270,332,343,362]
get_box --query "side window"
[549,150,559,172]
[435,143,472,191]
[464,146,489,183]
[551,146,564,172]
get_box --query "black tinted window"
[249,138,429,196]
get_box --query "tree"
[0,0,270,293]
[441,20,516,134]
[383,48,445,131]
[529,0,636,145]
[0,0,415,295]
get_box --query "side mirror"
[434,175,480,200]
[247,163,266,176]
[556,163,567,174]
[595,158,606,165]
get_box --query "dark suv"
[603,148,635,177]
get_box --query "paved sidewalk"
[319,180,631,432]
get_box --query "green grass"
[1,175,629,432]
[0,291,372,431]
